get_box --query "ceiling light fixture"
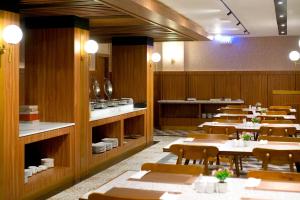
[281,23,286,27]
[279,14,284,18]
[219,0,249,35]
[278,1,283,5]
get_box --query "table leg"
[234,155,240,177]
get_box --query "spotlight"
[227,11,232,16]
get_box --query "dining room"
[1,0,300,200]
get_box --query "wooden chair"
[259,126,297,137]
[219,116,244,120]
[266,110,288,115]
[252,148,300,172]
[141,163,204,175]
[214,118,243,123]
[248,170,300,182]
[226,105,247,109]
[223,109,248,114]
[169,144,219,175]
[261,116,285,120]
[258,136,300,142]
[269,105,292,110]
[88,193,156,200]
[187,133,229,140]
[202,125,237,138]
[261,119,294,124]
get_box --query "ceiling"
[159,0,300,37]
[17,0,207,42]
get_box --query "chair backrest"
[248,170,300,182]
[219,115,244,120]
[258,136,300,142]
[187,133,229,140]
[169,144,219,175]
[202,125,236,136]
[227,105,247,109]
[259,126,297,137]
[213,118,243,123]
[252,148,300,172]
[261,116,285,120]
[223,109,248,114]
[141,163,204,175]
[266,110,288,115]
[88,193,156,200]
[261,119,294,124]
[269,105,292,110]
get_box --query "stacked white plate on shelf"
[102,138,118,148]
[92,142,106,154]
[41,158,55,168]
[103,142,113,150]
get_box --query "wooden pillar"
[0,10,21,200]
[24,16,90,189]
[112,37,153,143]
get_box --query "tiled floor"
[48,136,177,200]
[48,134,290,200]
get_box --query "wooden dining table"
[218,107,297,113]
[80,170,300,200]
[163,138,300,176]
[214,113,296,120]
[198,121,300,139]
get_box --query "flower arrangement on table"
[251,117,261,124]
[241,133,252,141]
[213,168,232,183]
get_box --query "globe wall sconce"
[0,24,23,63]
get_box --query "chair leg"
[184,159,190,165]
[239,156,243,170]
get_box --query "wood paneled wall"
[0,11,21,200]
[112,38,153,143]
[154,71,300,126]
[25,28,76,122]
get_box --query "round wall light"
[2,25,23,44]
[84,40,99,54]
[151,52,161,63]
[289,50,300,61]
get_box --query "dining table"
[198,121,300,139]
[163,138,300,176]
[80,170,300,200]
[214,113,296,120]
[218,107,297,113]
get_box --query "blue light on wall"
[208,35,233,44]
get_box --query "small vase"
[244,140,250,147]
[216,182,228,193]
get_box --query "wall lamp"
[151,52,161,71]
[82,39,99,68]
[0,24,23,62]
[288,39,300,65]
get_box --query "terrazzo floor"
[48,134,290,200]
[48,136,177,200]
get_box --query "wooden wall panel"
[267,72,295,106]
[241,72,268,106]
[214,72,240,99]
[25,28,75,122]
[161,72,186,100]
[112,45,147,103]
[187,72,214,99]
[154,71,162,128]
[296,72,300,91]
[74,28,90,179]
[0,11,20,200]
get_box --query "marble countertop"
[90,104,146,121]
[19,122,75,137]
[158,99,244,104]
